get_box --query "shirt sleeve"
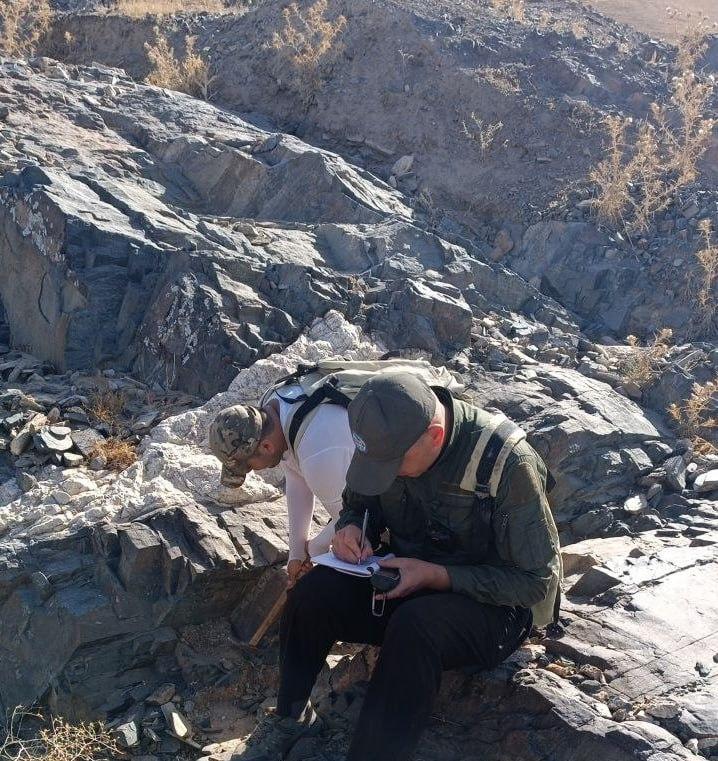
[445,454,557,609]
[284,463,316,562]
[300,446,354,558]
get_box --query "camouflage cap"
[209,404,264,488]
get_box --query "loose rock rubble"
[0,0,716,759]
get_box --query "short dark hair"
[260,409,276,440]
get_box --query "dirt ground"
[585,0,718,41]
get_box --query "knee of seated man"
[285,566,347,617]
[384,598,441,650]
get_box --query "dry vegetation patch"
[145,30,215,99]
[0,708,119,761]
[690,219,718,334]
[271,0,347,104]
[669,379,718,454]
[90,437,138,472]
[0,0,52,57]
[112,0,226,16]
[490,0,526,22]
[589,19,717,233]
[461,112,504,155]
[619,328,673,388]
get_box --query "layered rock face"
[0,11,716,759]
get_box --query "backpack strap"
[259,364,318,407]
[286,377,352,451]
[459,413,527,498]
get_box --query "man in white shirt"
[208,392,354,587]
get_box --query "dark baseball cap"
[346,373,436,495]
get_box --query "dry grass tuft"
[620,328,673,388]
[589,19,716,233]
[690,219,718,334]
[0,0,52,57]
[145,30,215,99]
[490,0,525,22]
[0,707,120,761]
[461,112,504,154]
[112,0,226,16]
[669,379,718,455]
[271,0,347,104]
[88,387,126,428]
[91,437,137,472]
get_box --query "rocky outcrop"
[0,57,580,396]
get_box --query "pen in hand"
[358,508,369,565]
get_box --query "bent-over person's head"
[209,404,284,487]
[346,373,447,496]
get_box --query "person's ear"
[258,438,272,455]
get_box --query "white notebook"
[311,551,395,577]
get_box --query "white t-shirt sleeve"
[283,462,316,562]
[300,445,354,557]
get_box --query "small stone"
[89,453,107,471]
[46,407,61,424]
[0,105,9,121]
[682,201,700,219]
[131,409,160,433]
[568,566,622,597]
[695,661,711,677]
[392,154,414,176]
[49,425,71,437]
[34,429,73,453]
[112,720,139,748]
[544,663,573,678]
[579,679,603,694]
[160,703,191,739]
[579,664,606,683]
[646,700,681,719]
[147,683,176,705]
[612,708,628,722]
[694,469,718,493]
[646,483,663,505]
[685,739,699,752]
[70,428,105,457]
[663,455,687,491]
[622,494,648,514]
[18,472,38,493]
[62,475,97,496]
[64,407,90,424]
[10,413,47,455]
[713,652,718,663]
[63,452,84,467]
[52,490,71,505]
[608,695,632,712]
[2,412,24,430]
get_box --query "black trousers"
[277,566,531,761]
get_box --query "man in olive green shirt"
[236,373,561,761]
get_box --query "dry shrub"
[145,31,215,99]
[669,380,718,455]
[490,0,525,22]
[112,0,226,16]
[590,19,716,233]
[271,0,347,103]
[478,66,521,95]
[88,387,126,428]
[0,0,52,57]
[620,328,673,388]
[461,112,504,154]
[91,438,137,472]
[0,707,119,761]
[690,219,718,334]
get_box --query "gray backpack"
[260,358,464,454]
